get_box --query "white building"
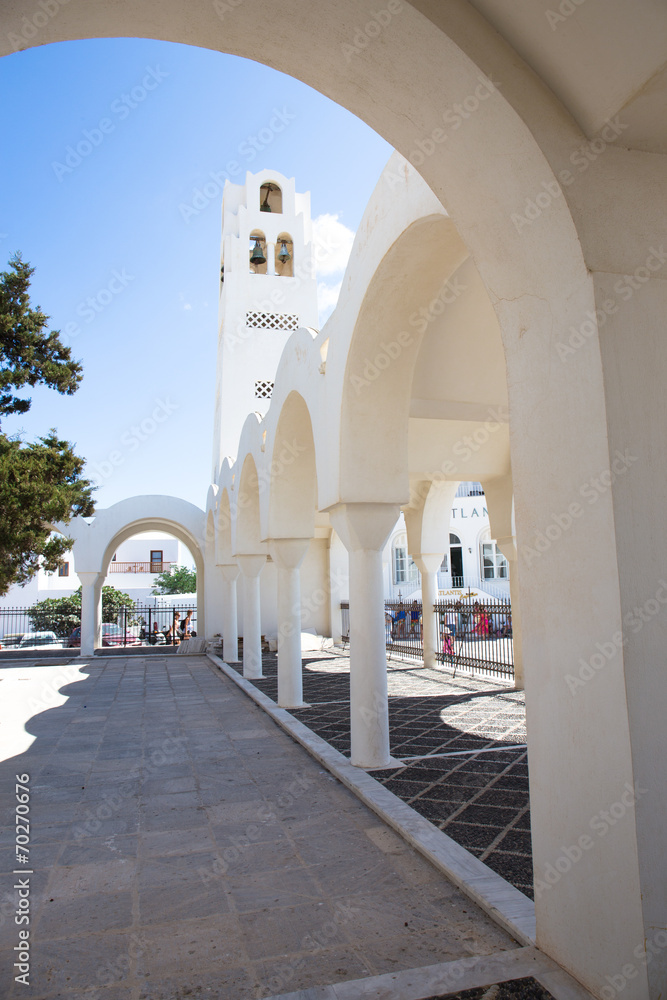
[15,4,667,990]
[0,532,195,608]
[386,482,510,602]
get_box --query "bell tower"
[211,169,319,479]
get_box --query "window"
[481,538,509,579]
[393,544,407,584]
[150,550,163,572]
[58,562,69,577]
[392,534,418,584]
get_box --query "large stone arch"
[338,212,470,501]
[97,514,206,633]
[7,6,665,992]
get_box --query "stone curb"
[206,653,536,948]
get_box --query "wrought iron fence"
[385,599,424,660]
[0,607,53,649]
[435,598,513,679]
[0,603,197,651]
[121,604,197,646]
[339,596,514,680]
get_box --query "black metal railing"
[0,604,198,651]
[121,605,197,646]
[0,607,58,649]
[384,600,424,660]
[339,596,514,680]
[435,598,513,679]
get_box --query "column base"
[352,755,404,770]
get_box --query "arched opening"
[259,181,282,214]
[249,230,267,275]
[100,527,199,644]
[235,454,263,555]
[98,516,204,643]
[275,231,294,277]
[2,14,653,989]
[268,391,317,539]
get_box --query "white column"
[79,571,102,657]
[330,502,399,768]
[269,538,310,708]
[413,553,442,669]
[267,242,276,276]
[220,564,240,663]
[205,563,225,641]
[94,575,103,648]
[237,555,265,679]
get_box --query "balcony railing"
[108,561,173,574]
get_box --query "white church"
[7,4,667,995]
[16,168,509,616]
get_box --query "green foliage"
[0,432,95,594]
[151,565,196,595]
[100,585,136,623]
[0,254,94,594]
[29,586,137,638]
[0,254,83,420]
[29,592,81,638]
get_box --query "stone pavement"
[0,654,520,999]
[231,652,533,898]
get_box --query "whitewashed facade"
[8,5,667,993]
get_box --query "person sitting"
[181,609,195,640]
[171,612,181,645]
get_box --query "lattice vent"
[245,311,299,331]
[254,380,274,399]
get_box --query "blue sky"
[0,38,392,511]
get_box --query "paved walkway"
[0,654,522,999]
[232,652,533,898]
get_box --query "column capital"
[77,571,104,585]
[236,554,266,578]
[412,552,444,576]
[219,563,240,583]
[495,536,517,562]
[329,502,400,553]
[268,538,310,570]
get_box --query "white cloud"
[317,280,343,326]
[312,213,355,278]
[179,293,192,311]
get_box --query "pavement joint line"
[207,652,537,949]
[399,745,528,762]
[263,945,596,1000]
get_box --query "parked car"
[66,624,142,648]
[1,631,64,650]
